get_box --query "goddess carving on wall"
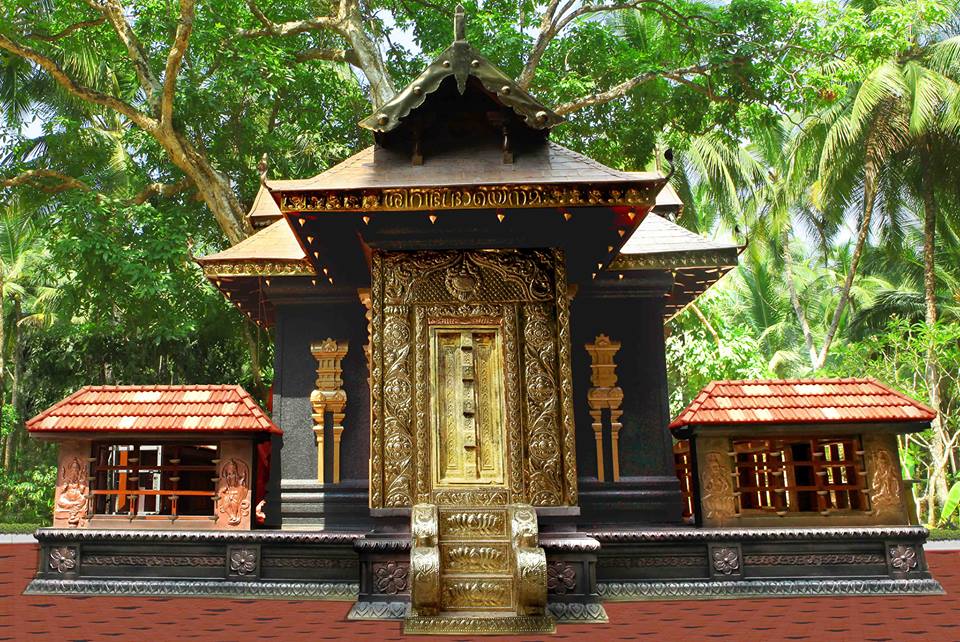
[869,447,901,512]
[217,458,250,526]
[56,457,89,527]
[700,452,734,521]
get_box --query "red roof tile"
[669,378,935,432]
[27,385,281,435]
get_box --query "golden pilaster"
[585,334,624,482]
[310,338,349,484]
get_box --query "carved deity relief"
[370,249,577,508]
[55,456,89,528]
[864,434,904,520]
[217,458,250,526]
[698,441,735,525]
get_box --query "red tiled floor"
[1,544,957,641]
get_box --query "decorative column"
[310,339,349,484]
[585,335,624,482]
[357,288,372,387]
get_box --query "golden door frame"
[369,249,578,509]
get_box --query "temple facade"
[26,8,942,635]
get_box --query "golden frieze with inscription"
[280,183,659,214]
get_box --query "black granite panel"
[273,300,371,484]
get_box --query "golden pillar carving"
[310,338,349,484]
[585,334,624,482]
[358,288,373,387]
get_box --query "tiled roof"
[27,385,281,435]
[670,378,935,432]
[266,141,661,191]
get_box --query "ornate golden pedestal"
[405,503,555,634]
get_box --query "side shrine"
[25,7,942,635]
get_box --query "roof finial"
[454,4,466,41]
[258,152,269,185]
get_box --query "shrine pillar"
[268,284,372,530]
[571,271,683,526]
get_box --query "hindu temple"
[25,7,942,635]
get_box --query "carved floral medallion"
[49,546,77,574]
[546,562,577,594]
[712,547,740,575]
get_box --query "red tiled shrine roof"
[27,385,281,435]
[669,378,935,433]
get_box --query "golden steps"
[405,503,555,634]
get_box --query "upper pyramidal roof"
[359,5,563,135]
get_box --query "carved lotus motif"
[547,562,576,594]
[374,561,409,594]
[889,545,918,572]
[49,547,77,574]
[230,548,257,575]
[712,547,740,575]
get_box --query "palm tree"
[0,201,47,469]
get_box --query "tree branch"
[0,169,92,193]
[294,46,358,66]
[519,0,718,91]
[0,33,155,130]
[663,71,735,103]
[2,170,192,205]
[237,0,341,37]
[26,16,107,42]
[131,178,192,204]
[95,0,163,111]
[161,0,197,125]
[554,62,720,115]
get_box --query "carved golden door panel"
[369,249,578,509]
[431,328,507,488]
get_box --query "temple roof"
[617,208,738,261]
[669,378,935,436]
[27,384,282,435]
[197,219,312,270]
[612,208,740,320]
[245,183,284,229]
[266,141,658,193]
[358,5,562,135]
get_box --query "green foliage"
[666,296,769,417]
[0,464,56,523]
[0,522,43,533]
[941,482,960,525]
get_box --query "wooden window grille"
[673,440,694,520]
[732,437,868,516]
[91,442,219,521]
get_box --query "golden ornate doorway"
[368,248,578,509]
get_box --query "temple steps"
[405,503,555,634]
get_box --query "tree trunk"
[0,285,8,471]
[340,9,396,108]
[156,128,252,245]
[814,139,878,370]
[919,145,948,525]
[782,232,819,369]
[7,298,23,473]
[241,320,267,402]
